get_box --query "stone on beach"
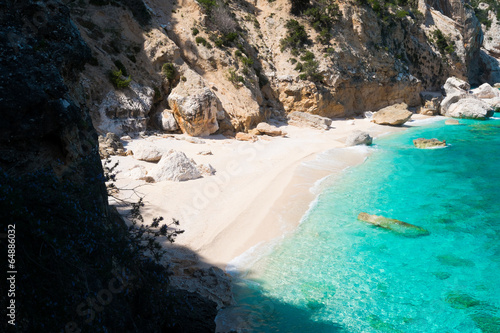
[413,138,447,149]
[149,150,201,182]
[235,132,257,142]
[197,163,216,176]
[98,132,125,159]
[357,212,429,237]
[287,111,332,130]
[372,103,413,126]
[254,122,286,136]
[157,109,179,132]
[345,130,373,146]
[132,142,164,162]
[167,68,221,137]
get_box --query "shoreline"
[109,115,438,271]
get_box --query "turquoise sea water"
[225,115,500,332]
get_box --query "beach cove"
[217,114,500,332]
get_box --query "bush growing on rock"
[433,29,455,54]
[109,69,131,89]
[280,19,310,53]
[162,63,176,81]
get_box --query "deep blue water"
[226,115,500,332]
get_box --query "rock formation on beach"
[372,103,413,126]
[357,212,430,237]
[439,77,495,119]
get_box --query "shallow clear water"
[226,116,500,332]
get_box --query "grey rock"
[149,150,201,182]
[471,83,500,99]
[446,98,494,119]
[287,111,332,130]
[345,131,373,146]
[133,142,164,162]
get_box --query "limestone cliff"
[65,0,499,137]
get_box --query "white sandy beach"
[109,116,433,269]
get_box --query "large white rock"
[287,111,332,130]
[133,142,164,162]
[446,98,494,119]
[157,110,179,132]
[372,103,412,126]
[471,83,500,99]
[168,68,221,137]
[440,77,470,115]
[149,150,201,182]
[442,77,470,95]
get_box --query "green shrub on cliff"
[109,69,131,89]
[280,19,310,53]
[433,29,455,55]
[162,63,176,82]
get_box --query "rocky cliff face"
[66,0,497,137]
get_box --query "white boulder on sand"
[372,103,412,126]
[167,68,221,137]
[133,142,164,162]
[157,110,179,132]
[149,150,201,182]
[345,131,373,146]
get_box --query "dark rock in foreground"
[357,213,430,237]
